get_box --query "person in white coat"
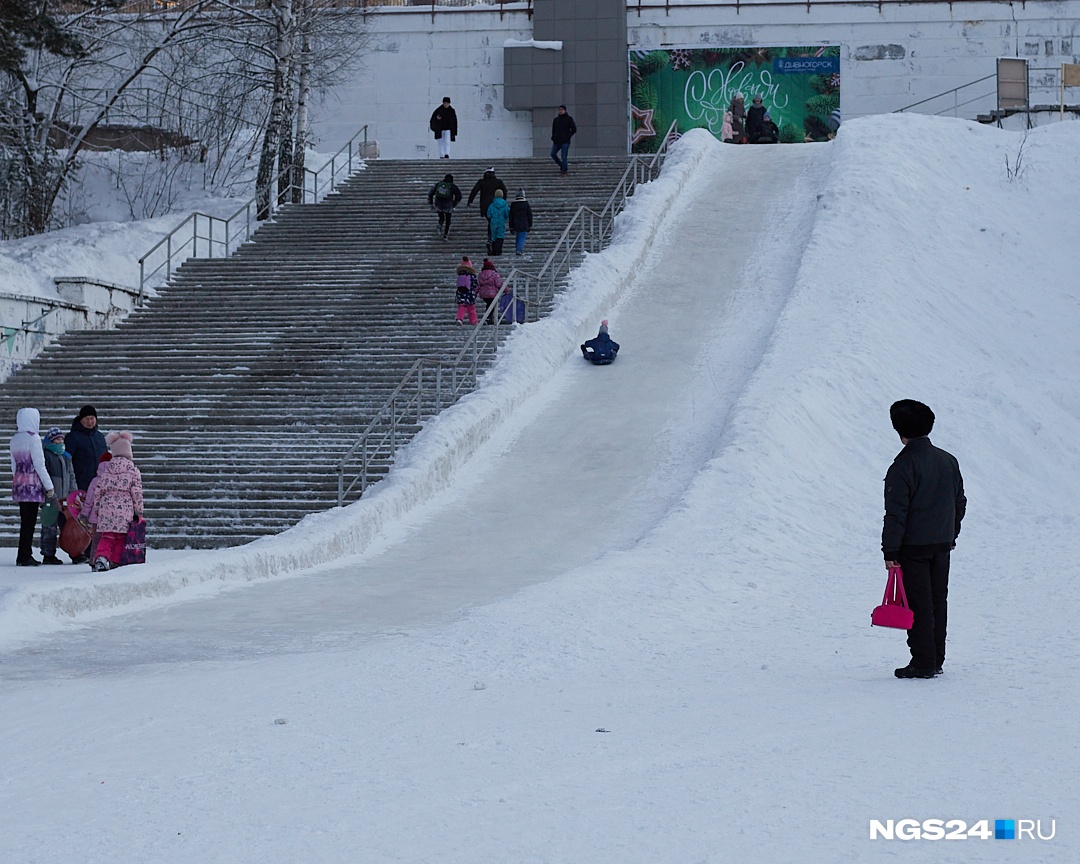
[9,407,56,566]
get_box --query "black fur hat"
[890,400,935,438]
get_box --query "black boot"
[894,664,937,679]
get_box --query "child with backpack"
[428,173,462,241]
[455,256,479,325]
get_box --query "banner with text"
[629,46,841,152]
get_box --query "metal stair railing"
[137,124,370,298]
[894,74,996,118]
[335,125,677,505]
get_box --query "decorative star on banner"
[631,105,656,146]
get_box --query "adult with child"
[66,404,107,491]
[86,430,143,572]
[428,96,458,159]
[486,189,510,256]
[40,426,77,565]
[454,256,479,326]
[9,407,57,566]
[428,172,462,241]
[477,258,503,323]
[508,189,533,257]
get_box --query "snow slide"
[0,134,831,664]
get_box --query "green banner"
[629,47,841,152]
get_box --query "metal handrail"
[894,74,996,116]
[335,138,676,505]
[137,124,370,298]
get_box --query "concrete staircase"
[0,156,632,548]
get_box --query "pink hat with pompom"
[106,430,134,460]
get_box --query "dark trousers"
[18,501,40,561]
[898,548,950,670]
[437,210,453,236]
[41,510,66,557]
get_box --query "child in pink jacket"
[87,431,143,571]
[476,258,503,323]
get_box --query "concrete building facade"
[312,2,1080,160]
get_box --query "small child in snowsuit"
[85,431,143,571]
[455,256,479,325]
[581,319,620,364]
[477,258,503,324]
[40,426,77,564]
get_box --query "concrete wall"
[309,2,1080,159]
[314,9,535,160]
[0,279,143,383]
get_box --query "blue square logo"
[995,820,1015,840]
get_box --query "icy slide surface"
[1,141,829,675]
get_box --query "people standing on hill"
[428,173,462,241]
[477,258,503,323]
[486,189,509,256]
[729,92,747,144]
[87,430,143,572]
[428,96,457,159]
[467,168,509,233]
[66,404,107,491]
[882,400,966,680]
[9,407,56,566]
[454,256,479,326]
[550,105,577,175]
[745,94,767,142]
[39,426,76,565]
[509,189,533,257]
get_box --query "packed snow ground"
[2,115,1079,861]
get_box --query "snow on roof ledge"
[504,39,563,50]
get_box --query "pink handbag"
[872,565,914,630]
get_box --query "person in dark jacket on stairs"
[428,97,457,159]
[551,105,577,174]
[66,404,108,492]
[428,173,462,240]
[467,168,509,234]
[883,399,966,680]
[509,189,533,257]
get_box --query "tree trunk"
[291,0,313,205]
[256,0,295,221]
